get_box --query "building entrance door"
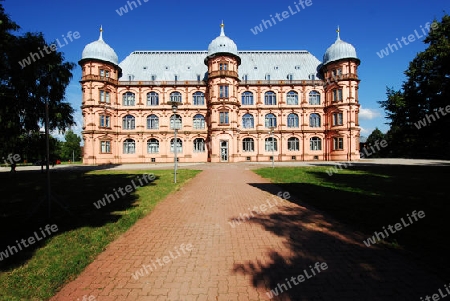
[220,140,228,162]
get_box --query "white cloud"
[359,108,381,120]
[359,127,370,135]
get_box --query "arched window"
[288,137,299,151]
[309,113,321,127]
[242,113,254,129]
[123,92,135,106]
[170,138,182,153]
[241,91,253,105]
[147,138,159,153]
[287,113,299,128]
[265,137,277,151]
[264,91,277,105]
[193,114,205,129]
[309,90,321,105]
[265,113,277,128]
[242,138,254,152]
[122,115,135,130]
[147,114,159,129]
[170,114,182,130]
[310,137,322,150]
[147,92,159,106]
[170,91,182,103]
[193,92,205,105]
[123,139,135,154]
[193,138,205,152]
[286,91,298,105]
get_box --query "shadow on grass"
[0,166,158,272]
[232,164,449,300]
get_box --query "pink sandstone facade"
[79,25,361,164]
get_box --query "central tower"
[204,23,241,162]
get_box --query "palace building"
[79,24,361,164]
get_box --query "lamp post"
[167,101,182,183]
[269,126,275,169]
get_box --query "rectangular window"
[333,89,343,102]
[100,69,109,78]
[219,111,229,125]
[99,115,110,128]
[333,137,344,150]
[219,63,228,70]
[219,85,229,98]
[99,90,110,103]
[333,112,343,126]
[100,141,111,153]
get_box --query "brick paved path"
[51,164,444,301]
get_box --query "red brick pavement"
[50,164,445,301]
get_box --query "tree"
[0,2,76,158]
[379,15,450,159]
[365,128,386,158]
[59,130,81,161]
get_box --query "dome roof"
[207,23,238,56]
[81,27,119,65]
[323,30,358,65]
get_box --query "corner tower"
[322,28,361,161]
[79,27,121,164]
[204,23,241,162]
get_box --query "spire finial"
[99,25,103,41]
[220,21,225,36]
[336,26,340,40]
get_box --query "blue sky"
[3,0,449,140]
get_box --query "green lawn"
[0,168,200,301]
[254,164,450,281]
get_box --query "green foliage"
[365,128,387,157]
[59,130,81,161]
[379,15,450,159]
[0,2,76,157]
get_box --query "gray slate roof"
[119,51,322,82]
